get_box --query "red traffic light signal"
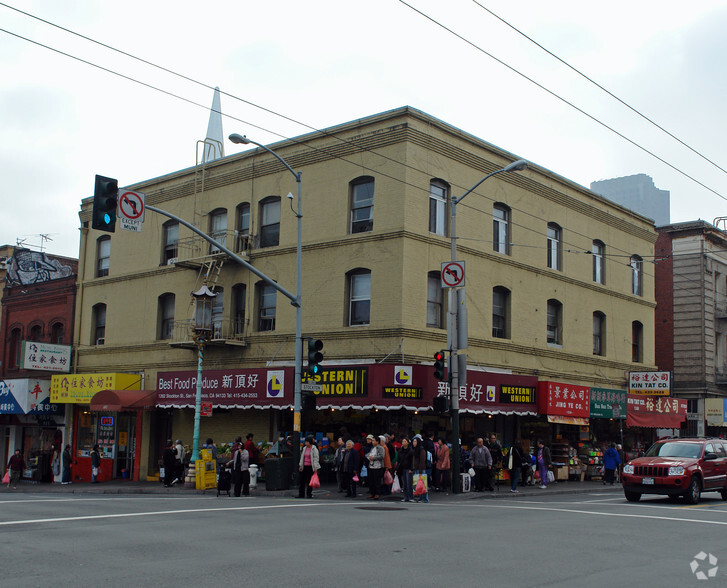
[433,350,446,381]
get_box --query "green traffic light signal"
[307,339,323,377]
[92,174,118,232]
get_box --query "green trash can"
[265,456,293,490]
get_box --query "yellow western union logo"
[303,368,368,397]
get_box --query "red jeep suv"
[621,438,727,504]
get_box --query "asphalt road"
[2,490,726,587]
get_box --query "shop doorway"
[115,412,136,478]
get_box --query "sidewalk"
[3,477,624,501]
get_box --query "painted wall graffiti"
[6,248,74,286]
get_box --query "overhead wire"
[396,0,727,202]
[0,2,718,288]
[469,0,727,177]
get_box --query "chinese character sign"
[629,371,671,396]
[537,381,590,418]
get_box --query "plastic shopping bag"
[391,474,401,494]
[2,471,9,485]
[546,470,555,483]
[352,474,359,482]
[414,473,428,496]
[309,471,321,488]
[383,470,393,485]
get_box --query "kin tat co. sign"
[628,371,671,396]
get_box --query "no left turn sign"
[441,261,465,287]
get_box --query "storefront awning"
[626,395,687,428]
[537,381,590,420]
[547,415,589,426]
[90,389,157,411]
[457,372,538,415]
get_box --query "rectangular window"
[429,182,447,236]
[211,288,224,338]
[349,273,371,326]
[426,274,443,328]
[233,285,246,336]
[258,285,276,331]
[351,179,374,234]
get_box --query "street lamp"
[229,133,304,480]
[448,159,528,492]
[190,284,216,463]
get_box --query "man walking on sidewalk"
[470,438,493,492]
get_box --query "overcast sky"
[2,0,726,258]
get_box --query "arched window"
[209,208,227,253]
[211,287,224,338]
[493,204,510,255]
[631,255,643,296]
[492,287,511,339]
[232,283,247,336]
[592,240,605,284]
[259,197,281,248]
[158,293,175,340]
[547,299,562,345]
[593,311,606,356]
[350,177,374,234]
[632,321,643,362]
[96,236,110,277]
[427,271,444,328]
[29,324,42,342]
[547,223,562,270]
[347,269,371,326]
[50,322,64,345]
[236,203,251,252]
[162,220,179,265]
[257,282,276,331]
[429,180,449,236]
[92,304,107,345]
[9,327,21,368]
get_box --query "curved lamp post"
[448,159,528,492]
[229,133,304,479]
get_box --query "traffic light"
[92,174,119,232]
[302,390,317,411]
[307,339,323,377]
[433,350,446,381]
[433,395,450,414]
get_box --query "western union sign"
[303,367,367,397]
[383,387,423,400]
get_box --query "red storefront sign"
[437,372,538,415]
[537,381,590,419]
[626,395,688,428]
[156,368,292,409]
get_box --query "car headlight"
[668,466,685,476]
[623,464,634,474]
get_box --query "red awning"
[626,395,687,428]
[90,389,157,411]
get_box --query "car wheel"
[720,488,727,501]
[624,491,641,502]
[684,477,701,505]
